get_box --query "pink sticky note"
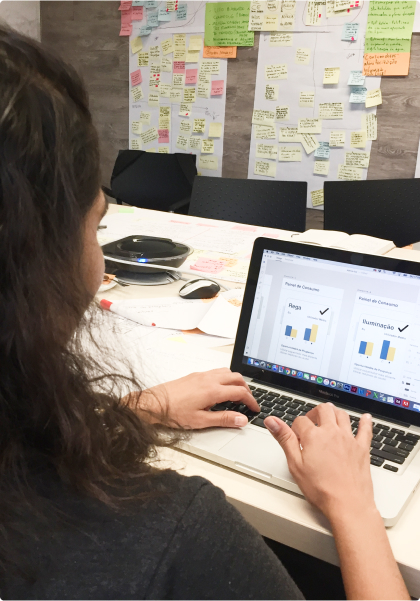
[173,61,186,74]
[158,129,170,144]
[185,68,198,84]
[170,220,190,224]
[232,225,257,232]
[120,8,132,25]
[119,0,132,10]
[130,69,142,86]
[119,24,132,36]
[132,6,143,20]
[211,80,224,96]
[190,258,225,274]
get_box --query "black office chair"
[324,179,420,248]
[103,150,197,214]
[188,177,307,232]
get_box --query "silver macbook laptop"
[183,238,420,526]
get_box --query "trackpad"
[219,428,295,482]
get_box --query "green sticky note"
[118,206,135,213]
[205,1,254,47]
[366,1,416,40]
[364,37,412,53]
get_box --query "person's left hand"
[126,368,260,429]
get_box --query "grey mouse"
[179,278,220,300]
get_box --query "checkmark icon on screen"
[320,308,329,315]
[399,325,409,332]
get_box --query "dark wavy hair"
[0,27,180,578]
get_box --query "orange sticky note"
[203,46,237,59]
[363,52,411,76]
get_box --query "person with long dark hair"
[0,27,410,600]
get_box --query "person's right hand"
[265,403,375,522]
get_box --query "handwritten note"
[314,161,330,175]
[361,114,377,140]
[278,127,300,142]
[199,156,218,171]
[265,84,279,101]
[148,92,159,107]
[314,141,330,159]
[323,67,340,84]
[179,120,191,134]
[130,139,141,150]
[172,73,185,88]
[205,1,254,47]
[200,59,220,74]
[345,150,370,168]
[347,70,365,86]
[209,122,223,137]
[131,85,144,102]
[132,121,142,135]
[140,127,159,145]
[158,129,169,144]
[193,118,206,133]
[350,131,366,148]
[365,88,382,108]
[318,102,344,119]
[256,143,278,160]
[300,134,319,154]
[265,64,288,80]
[311,189,324,207]
[295,48,311,65]
[198,82,210,98]
[170,88,183,103]
[342,22,359,41]
[252,109,275,125]
[173,61,186,74]
[130,69,142,86]
[329,131,345,147]
[179,102,192,117]
[176,3,187,20]
[298,118,322,134]
[161,38,174,55]
[201,139,215,154]
[176,135,188,150]
[189,137,201,149]
[186,50,200,63]
[203,46,237,58]
[299,91,315,108]
[254,160,276,178]
[337,164,363,180]
[255,125,276,139]
[183,87,196,103]
[185,68,198,84]
[349,86,367,103]
[269,33,293,47]
[275,106,290,121]
[137,52,149,67]
[211,80,225,96]
[278,146,302,162]
[161,57,172,72]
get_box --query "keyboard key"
[305,403,316,409]
[383,438,398,447]
[383,464,398,472]
[390,428,405,435]
[399,443,415,452]
[261,400,275,408]
[287,408,300,416]
[252,391,264,399]
[249,385,256,390]
[372,427,381,435]
[373,434,384,443]
[275,399,288,407]
[370,457,384,467]
[350,415,360,422]
[371,440,382,449]
[405,433,420,441]
[252,418,267,428]
[371,449,405,465]
[259,409,272,418]
[280,395,293,401]
[271,410,285,419]
[293,400,306,405]
[382,445,409,458]
[377,424,389,430]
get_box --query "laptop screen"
[242,248,420,416]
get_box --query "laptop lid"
[231,239,420,427]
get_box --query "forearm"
[329,506,409,600]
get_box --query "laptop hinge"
[251,378,411,428]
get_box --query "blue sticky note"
[145,1,158,7]
[349,86,367,103]
[347,70,365,86]
[158,7,172,21]
[314,142,330,160]
[176,3,187,20]
[147,11,159,27]
[132,0,145,5]
[342,22,359,41]
[139,25,153,36]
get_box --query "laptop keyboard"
[211,386,420,474]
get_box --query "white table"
[101,205,420,597]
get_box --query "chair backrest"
[324,179,420,247]
[188,177,307,232]
[110,150,197,212]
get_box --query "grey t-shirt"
[1,468,302,600]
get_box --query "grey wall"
[0,1,40,40]
[40,1,420,228]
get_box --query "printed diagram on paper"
[247,1,381,209]
[129,3,227,177]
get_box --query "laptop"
[182,238,420,526]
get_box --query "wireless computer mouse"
[179,279,220,300]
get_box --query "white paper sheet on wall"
[247,1,381,210]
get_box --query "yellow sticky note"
[130,36,143,54]
[255,124,276,139]
[193,118,206,134]
[197,82,210,98]
[256,143,278,160]
[174,34,186,49]
[345,151,370,169]
[265,84,279,101]
[172,73,185,88]
[189,137,201,150]
[159,83,172,98]
[314,160,330,175]
[265,64,288,80]
[186,50,200,63]
[174,49,186,61]
[337,164,363,180]
[361,114,377,141]
[209,122,222,138]
[201,139,214,154]
[183,87,196,103]
[188,35,202,51]
[137,52,149,67]
[179,103,192,117]
[270,33,293,47]
[254,160,276,178]
[161,57,172,72]
[300,134,320,154]
[140,111,151,125]
[298,118,322,134]
[158,147,170,154]
[365,88,382,108]
[311,189,324,207]
[275,106,290,121]
[295,48,311,65]
[146,148,156,153]
[161,38,174,56]
[252,109,275,125]
[350,131,366,148]
[200,59,220,74]
[329,131,345,147]
[140,127,158,145]
[130,139,141,150]
[170,88,183,103]
[278,146,302,162]
[299,91,315,108]
[180,120,192,134]
[148,92,159,107]
[278,127,300,142]
[150,45,160,59]
[199,156,218,171]
[323,67,340,84]
[262,14,279,30]
[132,120,142,135]
[176,135,188,151]
[318,103,344,119]
[131,85,144,102]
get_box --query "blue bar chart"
[285,325,297,338]
[380,340,396,362]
